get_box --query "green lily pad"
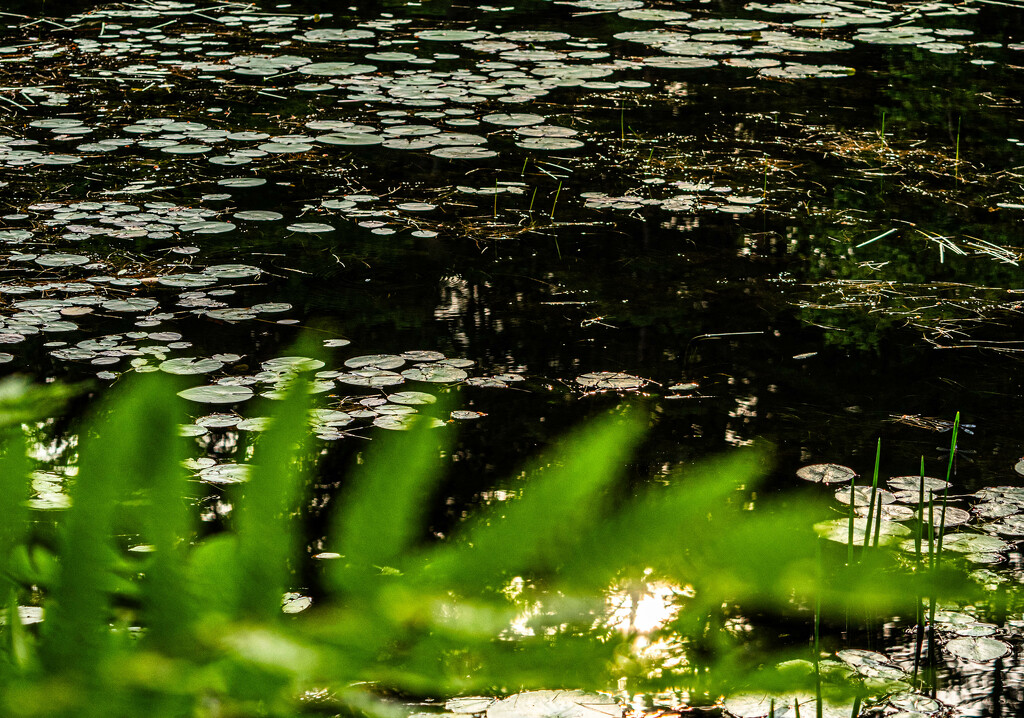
[159,357,224,375]
[36,254,89,267]
[402,365,468,383]
[178,384,254,404]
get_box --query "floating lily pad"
[576,372,648,391]
[815,517,910,546]
[261,356,326,372]
[199,463,251,484]
[298,62,377,76]
[402,365,468,383]
[337,370,405,387]
[430,146,498,159]
[178,384,254,404]
[287,223,335,233]
[482,113,545,127]
[834,486,895,506]
[945,636,1009,662]
[318,132,383,146]
[887,476,950,493]
[102,298,158,313]
[940,533,1009,553]
[159,357,224,375]
[517,137,585,151]
[372,414,444,430]
[388,391,437,405]
[234,210,284,221]
[344,354,405,370]
[796,464,855,484]
[916,506,971,527]
[197,413,241,428]
[486,691,620,718]
[416,30,489,42]
[401,350,445,362]
[36,253,89,267]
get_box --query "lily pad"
[159,357,224,375]
[178,384,254,404]
[944,636,1009,662]
[199,463,251,484]
[576,372,648,391]
[36,253,89,267]
[344,354,405,370]
[402,365,468,383]
[486,691,620,718]
[796,464,855,484]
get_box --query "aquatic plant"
[0,364,990,718]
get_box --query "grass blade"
[331,397,453,594]
[235,370,315,621]
[43,376,180,673]
[426,406,645,591]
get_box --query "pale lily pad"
[482,113,545,127]
[430,147,498,159]
[181,221,236,234]
[102,298,158,312]
[205,264,261,279]
[619,9,692,21]
[945,636,1009,662]
[401,350,445,362]
[298,62,377,76]
[287,223,335,233]
[161,144,210,154]
[199,463,251,484]
[796,464,855,484]
[345,354,405,370]
[159,357,224,375]
[916,506,971,527]
[486,691,620,718]
[888,476,950,493]
[234,210,284,221]
[337,370,405,387]
[576,372,648,391]
[402,365,468,383]
[197,413,241,428]
[517,137,585,151]
[940,533,1009,554]
[261,356,326,372]
[36,253,89,267]
[282,592,312,614]
[318,132,383,146]
[178,384,254,404]
[834,486,895,506]
[416,30,489,42]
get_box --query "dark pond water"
[3,0,1024,714]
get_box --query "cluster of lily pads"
[798,461,1018,662]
